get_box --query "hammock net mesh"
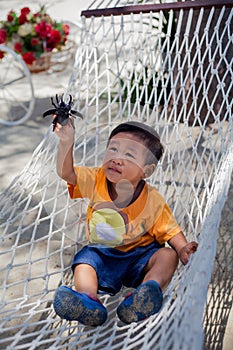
[0,1,233,349]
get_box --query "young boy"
[53,119,198,326]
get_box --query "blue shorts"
[72,241,164,295]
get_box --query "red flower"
[49,29,62,46]
[20,7,30,16]
[0,29,7,44]
[7,10,15,22]
[31,38,39,46]
[14,42,23,53]
[22,52,36,64]
[0,50,5,59]
[35,21,52,39]
[19,13,28,25]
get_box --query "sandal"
[53,285,108,326]
[117,280,163,324]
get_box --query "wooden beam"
[81,0,233,18]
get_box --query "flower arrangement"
[0,6,70,65]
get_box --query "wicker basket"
[26,53,52,73]
[26,41,76,73]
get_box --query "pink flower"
[22,52,36,64]
[14,42,23,53]
[0,29,7,44]
[0,6,70,62]
[45,30,62,51]
[35,21,52,39]
[63,24,70,36]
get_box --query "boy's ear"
[143,164,156,178]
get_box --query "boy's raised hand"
[54,117,75,145]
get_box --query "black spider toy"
[43,94,83,131]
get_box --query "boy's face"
[102,132,152,188]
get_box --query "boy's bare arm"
[168,231,198,265]
[54,119,77,185]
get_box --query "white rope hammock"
[0,1,233,349]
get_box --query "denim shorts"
[72,241,164,295]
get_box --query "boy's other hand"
[179,241,198,265]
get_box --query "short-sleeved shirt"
[68,166,181,252]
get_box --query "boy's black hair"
[108,121,164,164]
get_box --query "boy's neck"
[107,179,145,208]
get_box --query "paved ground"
[0,65,71,190]
[0,0,92,191]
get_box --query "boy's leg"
[53,263,107,326]
[117,247,178,324]
[142,247,179,290]
[74,263,98,296]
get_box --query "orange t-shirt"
[68,167,181,252]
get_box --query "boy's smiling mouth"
[108,166,122,174]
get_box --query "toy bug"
[43,94,83,131]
